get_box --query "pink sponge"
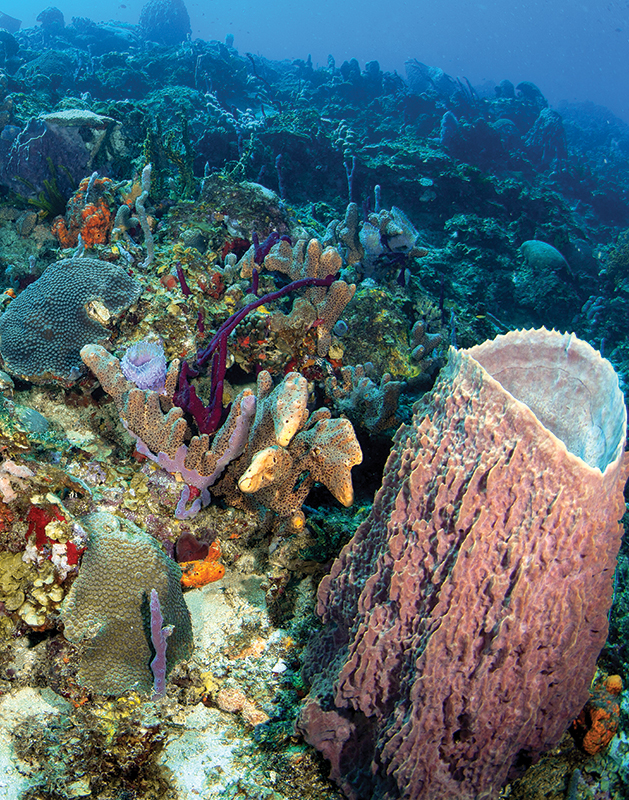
[298,328,628,800]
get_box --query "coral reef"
[298,329,628,800]
[0,12,627,799]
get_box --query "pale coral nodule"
[298,328,628,800]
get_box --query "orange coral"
[180,540,225,588]
[51,177,114,249]
[572,676,622,754]
[605,674,623,695]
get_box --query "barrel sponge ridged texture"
[0,258,141,385]
[61,512,192,696]
[298,328,629,800]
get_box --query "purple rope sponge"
[174,273,336,434]
[149,588,173,700]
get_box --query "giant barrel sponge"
[298,328,628,800]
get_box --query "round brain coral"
[61,511,193,695]
[0,258,141,385]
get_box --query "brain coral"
[61,512,192,696]
[0,258,141,385]
[298,328,628,800]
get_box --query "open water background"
[7,0,629,123]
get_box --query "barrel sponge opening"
[466,327,626,473]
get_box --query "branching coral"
[237,237,356,358]
[80,345,362,528]
[80,344,253,502]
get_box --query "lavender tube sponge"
[121,339,167,391]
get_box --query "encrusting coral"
[80,344,362,528]
[572,674,623,755]
[179,539,225,588]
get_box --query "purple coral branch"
[175,485,204,520]
[149,588,173,700]
[174,273,337,435]
[175,261,192,297]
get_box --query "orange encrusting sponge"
[179,540,225,588]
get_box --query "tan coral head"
[465,327,627,475]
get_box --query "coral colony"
[0,0,626,797]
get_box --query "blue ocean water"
[10,0,629,123]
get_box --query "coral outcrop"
[80,345,362,528]
[61,511,192,695]
[0,258,141,385]
[298,328,628,800]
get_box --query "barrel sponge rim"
[463,327,626,474]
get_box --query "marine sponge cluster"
[238,237,356,358]
[81,343,362,528]
[50,175,116,249]
[0,258,141,385]
[216,369,363,523]
[61,511,192,695]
